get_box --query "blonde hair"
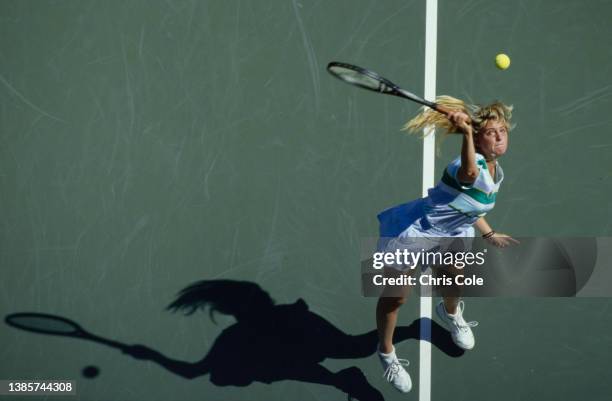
[402,95,514,137]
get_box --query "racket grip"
[433,104,473,124]
[433,104,453,115]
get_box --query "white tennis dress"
[377,153,503,268]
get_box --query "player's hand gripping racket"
[5,312,129,351]
[327,61,467,122]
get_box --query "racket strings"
[7,315,78,334]
[328,65,388,92]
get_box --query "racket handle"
[433,103,473,124]
[433,103,452,115]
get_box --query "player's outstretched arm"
[447,111,479,184]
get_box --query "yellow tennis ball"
[495,53,510,70]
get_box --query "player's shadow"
[4,279,463,401]
[119,280,463,401]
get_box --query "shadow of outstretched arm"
[122,344,210,379]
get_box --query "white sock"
[378,346,397,361]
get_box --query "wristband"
[482,230,496,239]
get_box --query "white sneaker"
[436,300,478,350]
[377,345,412,393]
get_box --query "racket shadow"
[4,280,463,401]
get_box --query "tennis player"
[375,96,518,393]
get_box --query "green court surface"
[1,1,611,400]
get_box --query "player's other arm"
[475,217,519,248]
[474,217,493,235]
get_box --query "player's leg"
[376,296,406,353]
[376,267,412,352]
[375,267,413,393]
[437,264,461,313]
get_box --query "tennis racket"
[327,61,462,119]
[5,312,128,351]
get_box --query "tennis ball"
[495,54,510,70]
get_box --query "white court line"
[420,1,437,401]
